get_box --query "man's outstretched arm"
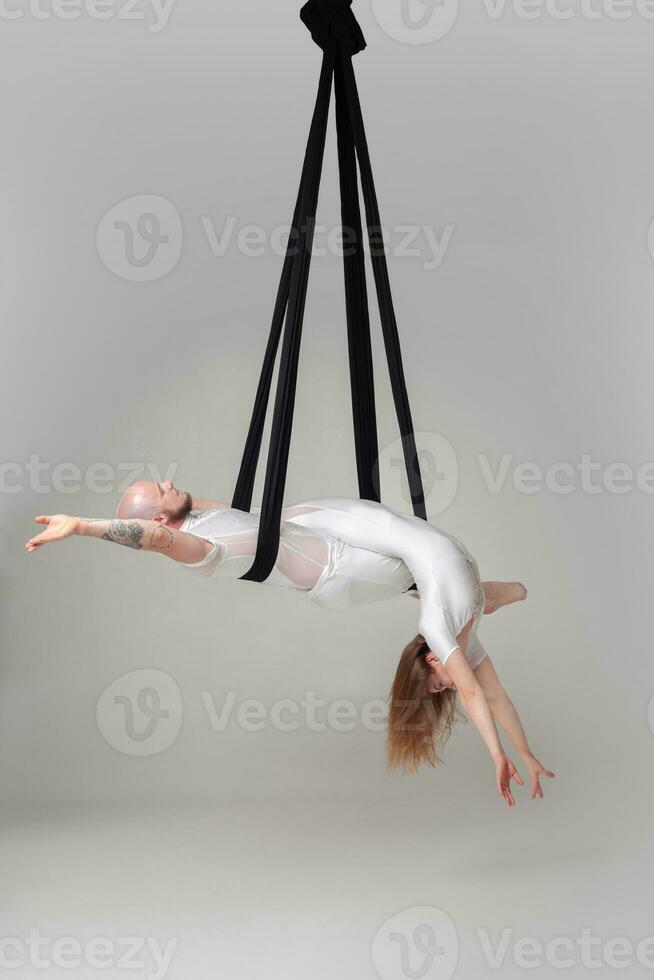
[25,515,212,564]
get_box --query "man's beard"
[167,491,193,523]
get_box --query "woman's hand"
[494,753,524,807]
[520,752,555,799]
[25,515,81,552]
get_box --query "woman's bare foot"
[482,581,527,614]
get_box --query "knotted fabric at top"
[300,0,367,55]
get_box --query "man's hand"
[495,753,524,807]
[520,752,555,799]
[25,515,81,552]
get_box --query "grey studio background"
[2,1,653,978]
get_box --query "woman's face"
[425,652,456,694]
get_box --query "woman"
[26,490,554,806]
[280,498,554,807]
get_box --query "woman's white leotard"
[177,498,487,667]
[285,498,487,667]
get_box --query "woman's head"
[386,634,461,773]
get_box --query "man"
[25,481,229,565]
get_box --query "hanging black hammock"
[231,0,427,582]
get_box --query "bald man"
[25,481,230,565]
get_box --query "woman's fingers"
[512,770,524,785]
[531,766,554,798]
[498,779,515,806]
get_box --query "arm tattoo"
[102,520,145,549]
[149,525,174,550]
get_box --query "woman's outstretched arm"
[474,656,555,799]
[443,649,524,807]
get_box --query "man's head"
[117,481,193,526]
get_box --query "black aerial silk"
[231,0,427,582]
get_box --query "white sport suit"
[177,496,487,667]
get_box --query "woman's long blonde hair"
[386,633,462,772]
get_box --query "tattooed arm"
[25,514,212,564]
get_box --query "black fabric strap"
[232,0,426,581]
[234,41,336,580]
[334,50,379,502]
[337,51,426,519]
[231,46,334,516]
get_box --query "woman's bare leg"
[482,581,527,614]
